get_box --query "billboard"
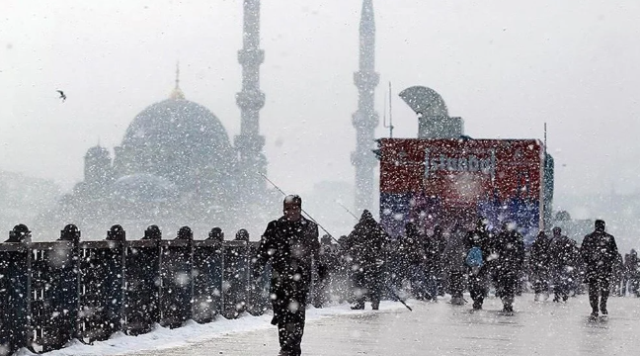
[378,138,545,244]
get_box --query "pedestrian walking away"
[580,219,618,321]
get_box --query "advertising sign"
[379,138,544,243]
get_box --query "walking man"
[254,195,320,356]
[530,231,551,301]
[548,227,578,303]
[580,219,618,320]
[493,221,525,314]
[345,210,388,310]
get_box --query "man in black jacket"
[345,210,388,310]
[529,231,551,301]
[253,195,320,356]
[548,227,578,303]
[580,219,618,319]
[493,222,525,314]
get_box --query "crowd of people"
[199,195,639,356]
[311,212,640,320]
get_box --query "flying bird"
[57,90,66,102]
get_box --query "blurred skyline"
[2,0,640,212]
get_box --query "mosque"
[58,1,273,237]
[58,74,253,237]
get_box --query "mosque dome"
[114,92,235,186]
[85,145,110,159]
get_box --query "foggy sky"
[2,0,640,212]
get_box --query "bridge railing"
[0,227,274,356]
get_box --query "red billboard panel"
[378,138,545,242]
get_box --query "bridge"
[42,295,640,356]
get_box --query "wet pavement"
[127,294,640,356]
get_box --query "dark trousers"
[621,276,629,296]
[271,277,309,356]
[495,274,517,309]
[629,273,640,296]
[449,271,466,298]
[532,270,550,295]
[311,266,329,308]
[352,268,382,308]
[468,268,488,308]
[553,268,571,301]
[587,275,610,314]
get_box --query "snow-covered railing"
[0,225,271,356]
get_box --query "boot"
[472,300,482,310]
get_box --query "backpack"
[466,246,484,268]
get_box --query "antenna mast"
[382,82,394,138]
[544,122,547,154]
[389,82,394,138]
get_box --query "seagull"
[57,90,66,102]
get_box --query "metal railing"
[0,226,272,355]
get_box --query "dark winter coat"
[443,227,468,274]
[254,216,320,292]
[626,251,640,278]
[492,229,526,278]
[529,234,550,275]
[403,223,426,267]
[345,211,388,271]
[580,230,619,279]
[548,235,578,271]
[425,229,446,273]
[318,242,340,278]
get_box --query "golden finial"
[170,61,185,100]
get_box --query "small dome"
[399,86,449,117]
[85,145,110,159]
[112,173,178,203]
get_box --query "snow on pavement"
[18,302,404,356]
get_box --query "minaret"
[352,0,379,213]
[235,0,266,203]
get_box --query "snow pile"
[18,302,404,356]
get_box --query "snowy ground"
[16,302,404,356]
[22,294,640,356]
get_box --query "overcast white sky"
[2,0,640,207]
